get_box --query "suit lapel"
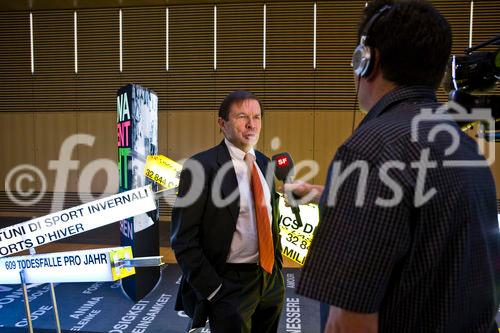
[216,141,240,225]
[255,153,274,195]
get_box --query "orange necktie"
[244,153,274,274]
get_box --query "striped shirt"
[297,85,500,332]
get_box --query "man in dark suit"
[171,90,285,333]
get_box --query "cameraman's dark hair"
[218,90,263,121]
[359,0,452,89]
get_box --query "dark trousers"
[207,263,285,333]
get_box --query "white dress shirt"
[224,139,273,264]
[207,139,274,300]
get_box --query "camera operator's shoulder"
[346,117,397,152]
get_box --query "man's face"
[218,98,262,152]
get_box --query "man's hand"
[325,306,378,333]
[283,181,324,205]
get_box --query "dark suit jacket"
[170,140,282,325]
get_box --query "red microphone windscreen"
[272,152,294,181]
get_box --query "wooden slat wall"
[1,1,499,198]
[313,0,365,184]
[168,4,215,111]
[261,3,317,182]
[431,0,471,103]
[314,112,357,184]
[473,1,500,50]
[34,112,79,192]
[266,2,314,112]
[159,112,169,157]
[316,1,365,112]
[216,2,264,152]
[76,111,118,194]
[167,111,215,161]
[0,113,37,193]
[33,11,76,112]
[122,7,166,104]
[262,111,315,181]
[216,3,264,105]
[77,9,120,113]
[0,12,32,112]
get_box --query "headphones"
[351,5,392,77]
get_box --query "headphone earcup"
[353,5,391,78]
[352,44,372,78]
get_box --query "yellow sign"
[110,246,136,281]
[144,155,182,189]
[278,194,319,265]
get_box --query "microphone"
[272,152,303,228]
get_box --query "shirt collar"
[224,138,255,161]
[358,85,437,129]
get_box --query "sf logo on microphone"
[277,157,289,167]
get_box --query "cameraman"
[296,1,500,332]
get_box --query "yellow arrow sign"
[144,155,182,189]
[110,246,136,281]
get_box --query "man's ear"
[217,117,225,134]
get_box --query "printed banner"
[278,193,320,265]
[0,247,135,284]
[0,186,156,258]
[144,155,182,190]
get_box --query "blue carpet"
[0,265,320,333]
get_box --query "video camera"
[442,35,500,140]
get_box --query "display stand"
[117,83,160,302]
[18,242,62,333]
[19,270,33,333]
[12,252,162,332]
[49,282,62,333]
